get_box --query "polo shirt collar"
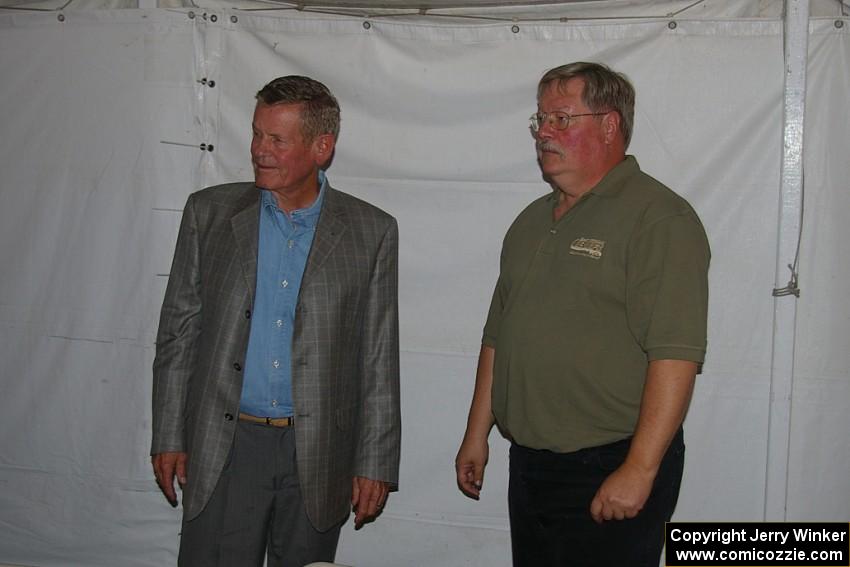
[545,155,639,205]
[587,155,640,199]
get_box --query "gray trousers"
[178,420,343,567]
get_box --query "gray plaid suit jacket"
[151,182,400,531]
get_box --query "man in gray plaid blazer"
[151,76,400,566]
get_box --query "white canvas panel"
[0,9,198,566]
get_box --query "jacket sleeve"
[151,194,202,455]
[353,218,401,486]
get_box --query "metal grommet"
[668,21,677,30]
[208,80,216,88]
[210,14,218,22]
[231,15,238,23]
[835,20,845,29]
[57,13,65,22]
[511,25,520,33]
[188,11,195,19]
[363,21,372,30]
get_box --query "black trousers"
[508,429,685,567]
[178,421,342,567]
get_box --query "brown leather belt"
[238,412,294,427]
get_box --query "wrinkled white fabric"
[0,7,847,567]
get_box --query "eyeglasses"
[529,110,610,133]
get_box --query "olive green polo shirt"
[483,156,710,453]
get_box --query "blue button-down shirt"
[239,173,327,417]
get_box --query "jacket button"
[244,310,251,319]
[233,362,242,371]
[224,413,234,421]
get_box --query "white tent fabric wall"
[0,5,847,567]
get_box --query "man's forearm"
[463,344,496,441]
[455,344,497,498]
[590,358,697,522]
[625,359,697,475]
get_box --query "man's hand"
[351,476,389,529]
[589,460,655,523]
[151,452,188,507]
[455,436,489,499]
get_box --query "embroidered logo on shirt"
[569,237,605,260]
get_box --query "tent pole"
[765,0,808,521]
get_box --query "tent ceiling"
[4,0,840,19]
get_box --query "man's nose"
[535,122,555,140]
[251,136,269,154]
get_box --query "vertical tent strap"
[191,9,225,190]
[764,0,808,522]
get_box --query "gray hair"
[256,75,341,141]
[538,62,635,149]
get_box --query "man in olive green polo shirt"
[455,62,709,567]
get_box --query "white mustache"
[536,141,565,158]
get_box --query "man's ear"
[313,133,336,164]
[603,111,621,145]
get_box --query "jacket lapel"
[230,187,261,303]
[303,186,348,282]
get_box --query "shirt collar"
[586,155,639,199]
[546,155,639,205]
[260,171,328,224]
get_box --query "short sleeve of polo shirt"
[626,209,710,362]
